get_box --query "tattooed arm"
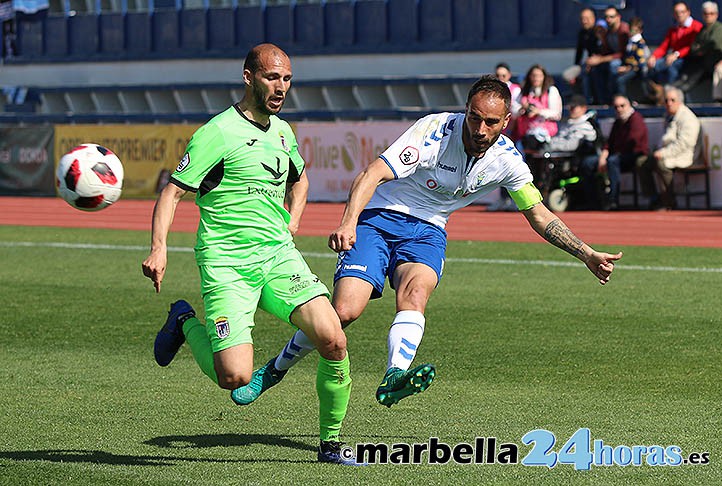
[522,203,623,285]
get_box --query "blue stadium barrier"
[452,0,484,47]
[207,7,235,51]
[294,3,324,49]
[154,0,178,9]
[236,5,264,51]
[355,0,386,46]
[68,14,99,57]
[99,13,125,54]
[520,0,554,39]
[632,0,674,46]
[126,12,152,54]
[265,4,293,47]
[180,8,207,53]
[555,0,582,44]
[387,0,418,45]
[419,0,452,45]
[16,16,44,58]
[325,1,354,48]
[485,2,519,44]
[43,15,67,57]
[152,9,180,53]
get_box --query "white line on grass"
[2,240,721,274]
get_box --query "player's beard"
[464,127,500,157]
[252,82,283,116]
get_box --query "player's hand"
[288,218,300,236]
[142,249,167,293]
[585,251,623,285]
[328,224,356,252]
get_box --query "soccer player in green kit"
[142,43,359,465]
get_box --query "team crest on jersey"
[279,133,289,152]
[399,146,419,165]
[176,153,190,172]
[465,171,487,195]
[215,316,230,339]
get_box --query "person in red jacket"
[579,94,649,210]
[647,2,703,101]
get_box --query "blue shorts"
[333,209,447,299]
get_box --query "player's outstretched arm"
[328,158,395,252]
[142,182,187,293]
[286,171,309,236]
[522,203,623,285]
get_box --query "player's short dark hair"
[244,49,263,74]
[495,62,511,72]
[466,75,511,113]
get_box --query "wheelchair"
[524,140,602,212]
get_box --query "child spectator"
[614,17,650,99]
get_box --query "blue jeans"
[651,58,684,85]
[579,154,602,207]
[606,152,638,204]
[589,62,611,104]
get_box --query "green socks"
[316,354,352,442]
[182,316,218,384]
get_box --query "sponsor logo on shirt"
[438,163,457,172]
[176,153,190,172]
[426,179,438,189]
[247,186,285,198]
[400,146,419,165]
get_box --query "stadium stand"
[2,0,722,123]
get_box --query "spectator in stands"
[647,2,703,103]
[546,94,599,153]
[585,6,630,105]
[1,2,15,59]
[615,17,650,100]
[495,62,521,122]
[487,62,523,212]
[675,2,722,101]
[573,7,604,103]
[638,86,702,210]
[579,94,649,210]
[513,64,563,150]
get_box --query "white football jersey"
[368,112,534,228]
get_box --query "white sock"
[274,329,315,371]
[387,310,425,370]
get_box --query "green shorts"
[199,245,329,353]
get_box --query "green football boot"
[375,363,436,407]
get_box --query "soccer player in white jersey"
[232,75,623,408]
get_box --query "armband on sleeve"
[509,182,543,211]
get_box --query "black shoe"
[318,440,366,465]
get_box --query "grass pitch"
[0,225,719,485]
